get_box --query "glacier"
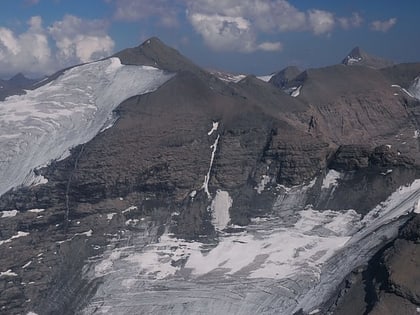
[81,180,420,315]
[0,57,173,197]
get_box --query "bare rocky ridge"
[0,39,419,314]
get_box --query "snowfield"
[82,180,420,314]
[0,57,173,197]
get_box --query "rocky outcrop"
[330,214,420,315]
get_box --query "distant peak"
[342,46,393,69]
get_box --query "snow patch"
[122,206,137,214]
[0,231,29,245]
[211,190,232,231]
[28,208,45,213]
[380,169,393,176]
[414,130,420,139]
[1,210,18,218]
[107,213,116,220]
[321,170,341,190]
[255,175,271,194]
[189,190,197,198]
[0,269,18,277]
[413,199,420,214]
[291,85,302,97]
[22,261,32,269]
[257,74,275,82]
[207,121,219,136]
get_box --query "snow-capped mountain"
[1,38,420,315]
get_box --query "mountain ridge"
[0,37,420,315]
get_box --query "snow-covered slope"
[0,58,173,196]
[81,180,420,314]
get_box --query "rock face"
[330,214,420,315]
[0,38,420,314]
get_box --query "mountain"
[0,38,420,315]
[269,65,301,88]
[0,73,39,101]
[342,46,394,69]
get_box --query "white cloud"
[110,0,180,27]
[307,9,335,35]
[48,15,115,64]
[0,16,52,77]
[0,15,115,78]
[257,41,283,52]
[338,12,363,30]
[184,0,362,52]
[370,18,397,32]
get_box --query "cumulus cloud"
[0,15,115,78]
[184,0,361,52]
[307,9,335,35]
[110,0,180,27]
[338,12,363,30]
[0,16,53,77]
[48,15,115,64]
[370,18,397,32]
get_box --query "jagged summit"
[342,46,393,69]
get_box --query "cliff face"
[0,39,420,315]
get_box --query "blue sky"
[0,0,419,78]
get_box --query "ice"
[202,135,220,198]
[0,231,29,245]
[321,170,341,190]
[82,179,420,314]
[0,269,18,277]
[211,190,232,230]
[1,210,18,218]
[0,58,173,197]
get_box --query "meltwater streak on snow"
[0,58,173,197]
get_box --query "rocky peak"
[269,66,301,88]
[114,37,201,74]
[342,46,393,69]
